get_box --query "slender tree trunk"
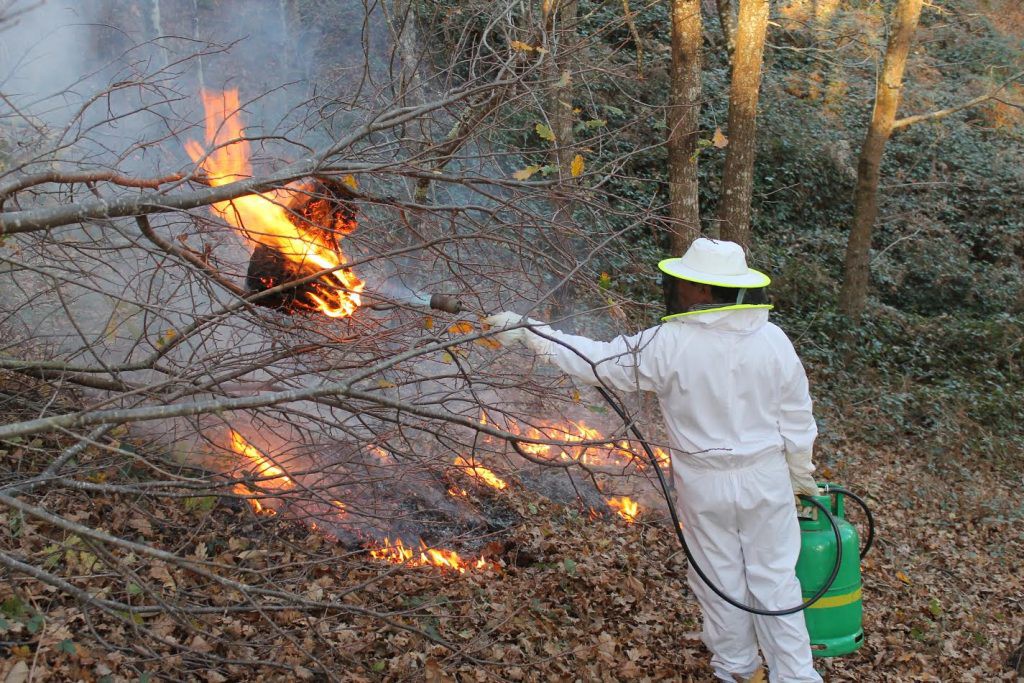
[839,0,923,321]
[387,0,431,204]
[665,0,703,313]
[547,1,578,183]
[145,0,168,71]
[148,0,163,46]
[716,0,770,247]
[543,0,579,315]
[278,0,298,79]
[714,0,736,61]
[388,0,424,113]
[192,0,205,91]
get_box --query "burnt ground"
[0,414,1022,682]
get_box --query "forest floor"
[1,416,1022,682]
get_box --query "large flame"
[185,89,364,317]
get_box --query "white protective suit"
[523,308,822,682]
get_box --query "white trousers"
[674,454,822,683]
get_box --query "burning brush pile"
[223,416,663,575]
[186,89,364,318]
[185,89,664,574]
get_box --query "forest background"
[0,0,1021,680]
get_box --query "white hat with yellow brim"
[658,237,771,288]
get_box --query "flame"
[225,430,493,573]
[495,416,672,471]
[232,483,277,516]
[229,429,294,489]
[368,538,493,573]
[506,419,632,467]
[229,430,292,516]
[453,456,508,490]
[608,496,640,523]
[652,447,671,469]
[368,445,390,461]
[185,89,364,317]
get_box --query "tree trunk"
[543,0,579,316]
[665,0,703,314]
[839,0,924,321]
[716,0,770,247]
[278,0,299,80]
[387,0,430,205]
[714,0,736,61]
[192,0,205,91]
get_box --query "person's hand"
[790,471,819,498]
[484,312,555,357]
[785,451,820,497]
[484,311,529,346]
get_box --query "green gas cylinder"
[796,485,864,658]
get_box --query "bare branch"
[892,69,1024,130]
[0,170,185,203]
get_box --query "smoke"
[0,3,586,416]
[0,2,657,555]
[0,2,91,102]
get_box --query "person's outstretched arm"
[485,312,666,394]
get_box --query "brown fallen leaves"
[1,423,1023,681]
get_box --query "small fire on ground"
[185,89,364,318]
[453,455,507,490]
[607,496,640,522]
[226,409,662,570]
[227,430,498,572]
[449,449,640,522]
[492,413,671,471]
[369,538,493,574]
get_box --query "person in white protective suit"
[485,238,823,683]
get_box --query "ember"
[185,89,364,317]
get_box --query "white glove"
[785,451,820,497]
[483,312,555,357]
[484,311,529,346]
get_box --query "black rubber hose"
[822,484,874,559]
[595,386,843,616]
